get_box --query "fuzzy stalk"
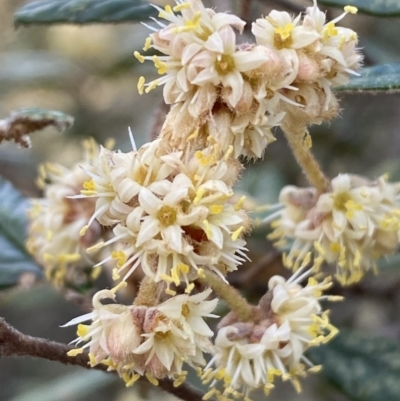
[283,125,329,193]
[200,270,255,322]
[134,277,158,307]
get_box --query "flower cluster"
[26,0,374,398]
[269,174,400,285]
[65,288,218,384]
[136,0,361,158]
[202,270,339,399]
[79,138,249,293]
[27,139,111,287]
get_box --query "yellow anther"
[275,23,293,40]
[344,5,358,14]
[193,188,206,204]
[234,196,246,211]
[77,324,89,337]
[134,51,145,63]
[91,265,102,280]
[313,241,326,256]
[86,242,104,253]
[209,205,223,214]
[67,348,84,357]
[137,76,145,95]
[111,281,127,293]
[160,274,173,283]
[203,220,212,239]
[185,283,195,294]
[145,79,159,93]
[88,352,97,367]
[145,373,159,386]
[173,3,190,12]
[197,268,206,279]
[83,179,95,190]
[165,288,177,296]
[164,5,173,14]
[143,37,152,51]
[223,145,234,161]
[231,226,244,241]
[187,129,199,141]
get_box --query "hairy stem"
[200,270,256,321]
[0,318,209,401]
[283,126,329,193]
[133,276,158,307]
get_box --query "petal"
[162,225,183,253]
[136,218,161,247]
[139,187,162,215]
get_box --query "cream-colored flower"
[65,288,217,385]
[88,141,249,291]
[202,272,338,399]
[269,174,400,285]
[252,10,320,51]
[27,139,109,287]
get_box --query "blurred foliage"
[336,64,400,92]
[0,177,41,290]
[317,0,400,16]
[311,330,400,401]
[14,0,157,26]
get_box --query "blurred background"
[1,0,400,400]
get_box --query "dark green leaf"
[310,330,400,401]
[14,0,157,26]
[318,0,400,16]
[0,176,42,288]
[336,64,400,93]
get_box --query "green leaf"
[14,0,157,26]
[335,64,400,93]
[310,330,400,401]
[0,176,42,288]
[318,0,400,16]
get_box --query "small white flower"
[269,174,400,285]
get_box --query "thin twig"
[0,318,209,401]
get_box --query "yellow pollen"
[197,268,206,278]
[166,288,177,296]
[160,273,173,283]
[111,281,127,293]
[88,352,97,367]
[157,205,177,226]
[138,76,145,95]
[86,242,104,253]
[231,226,244,241]
[324,22,338,40]
[344,5,358,14]
[145,373,159,386]
[173,3,190,12]
[185,283,195,294]
[187,129,199,141]
[67,348,84,357]
[145,79,159,93]
[234,196,246,211]
[83,179,95,191]
[275,23,293,40]
[91,265,102,279]
[215,54,236,75]
[153,55,167,74]
[77,324,89,337]
[164,5,173,14]
[203,220,212,239]
[143,37,152,51]
[125,373,141,387]
[203,388,217,400]
[209,205,224,214]
[330,242,341,253]
[134,51,145,63]
[193,188,206,204]
[314,241,326,256]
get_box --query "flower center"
[333,192,351,211]
[273,23,294,49]
[157,205,177,226]
[215,54,236,75]
[181,304,190,317]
